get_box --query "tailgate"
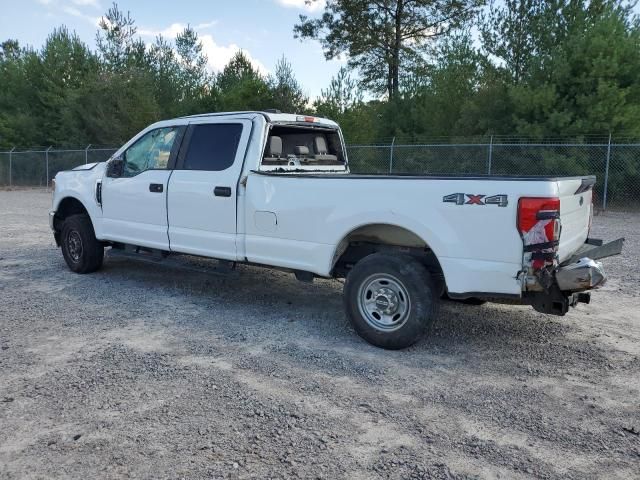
[557,177,595,262]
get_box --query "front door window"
[123,127,180,177]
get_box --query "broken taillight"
[518,197,561,269]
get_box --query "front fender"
[52,163,105,238]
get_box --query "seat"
[313,136,338,163]
[262,136,285,165]
[294,145,310,157]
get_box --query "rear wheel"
[60,214,104,274]
[344,253,438,349]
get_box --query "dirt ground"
[0,188,638,479]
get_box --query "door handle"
[214,186,232,197]
[149,183,163,193]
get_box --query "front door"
[101,126,183,250]
[167,118,252,259]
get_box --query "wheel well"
[332,224,445,294]
[53,197,89,233]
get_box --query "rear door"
[557,177,595,262]
[167,118,252,259]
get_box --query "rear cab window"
[260,124,347,171]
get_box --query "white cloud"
[138,20,217,39]
[199,34,268,74]
[275,0,325,12]
[194,20,218,30]
[139,22,188,39]
[70,0,100,8]
[36,0,101,25]
[62,5,101,26]
[139,22,267,74]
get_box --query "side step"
[106,247,237,276]
[106,245,316,283]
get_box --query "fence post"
[389,136,396,174]
[9,147,15,187]
[85,144,91,164]
[487,135,493,175]
[45,146,52,188]
[603,133,612,210]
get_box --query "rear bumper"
[526,237,623,316]
[554,237,624,292]
[556,257,606,291]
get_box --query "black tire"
[60,214,104,274]
[343,253,438,349]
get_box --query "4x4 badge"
[443,193,508,207]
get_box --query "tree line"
[1,0,640,150]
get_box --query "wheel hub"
[67,230,83,262]
[374,288,399,314]
[357,274,411,332]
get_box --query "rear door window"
[182,123,243,171]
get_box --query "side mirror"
[106,157,124,178]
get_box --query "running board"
[106,247,237,276]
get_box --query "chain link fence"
[348,136,640,210]
[1,137,639,210]
[0,146,118,189]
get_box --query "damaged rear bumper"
[525,237,623,315]
[556,257,606,291]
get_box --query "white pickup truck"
[50,111,623,349]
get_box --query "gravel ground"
[0,188,639,480]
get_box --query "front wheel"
[60,214,104,274]
[343,253,438,349]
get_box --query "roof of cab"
[180,111,339,128]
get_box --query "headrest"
[266,136,282,157]
[314,136,328,154]
[294,145,310,156]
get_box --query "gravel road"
[1,188,639,479]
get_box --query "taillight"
[518,197,561,269]
[518,197,560,241]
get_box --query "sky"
[0,0,343,98]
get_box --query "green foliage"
[294,0,483,99]
[216,51,271,111]
[314,66,363,117]
[0,0,640,157]
[479,0,547,85]
[509,1,640,137]
[96,2,146,72]
[267,56,308,113]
